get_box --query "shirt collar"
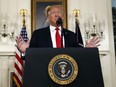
[50,25,61,32]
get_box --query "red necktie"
[55,27,61,48]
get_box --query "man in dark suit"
[29,26,83,48]
[16,5,99,53]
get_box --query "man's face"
[48,7,63,27]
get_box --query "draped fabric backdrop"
[112,0,116,53]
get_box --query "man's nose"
[55,13,59,16]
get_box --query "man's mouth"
[55,17,59,20]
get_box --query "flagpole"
[20,9,27,28]
[73,9,80,43]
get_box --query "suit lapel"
[63,30,69,47]
[45,27,53,47]
[63,29,74,47]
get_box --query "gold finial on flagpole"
[73,9,80,24]
[20,9,28,28]
[73,9,80,17]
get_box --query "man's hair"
[44,5,63,17]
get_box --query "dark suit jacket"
[29,26,83,48]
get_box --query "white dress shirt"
[50,25,65,48]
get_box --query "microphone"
[56,17,63,26]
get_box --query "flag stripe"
[14,48,23,87]
[15,54,23,71]
[13,73,22,87]
[14,68,23,83]
[14,63,23,77]
[15,53,23,66]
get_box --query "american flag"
[13,27,28,87]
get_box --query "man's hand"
[85,36,100,47]
[15,35,30,53]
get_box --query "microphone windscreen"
[56,17,63,25]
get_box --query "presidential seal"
[48,54,78,85]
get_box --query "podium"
[23,48,104,87]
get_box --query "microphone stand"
[60,23,63,48]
